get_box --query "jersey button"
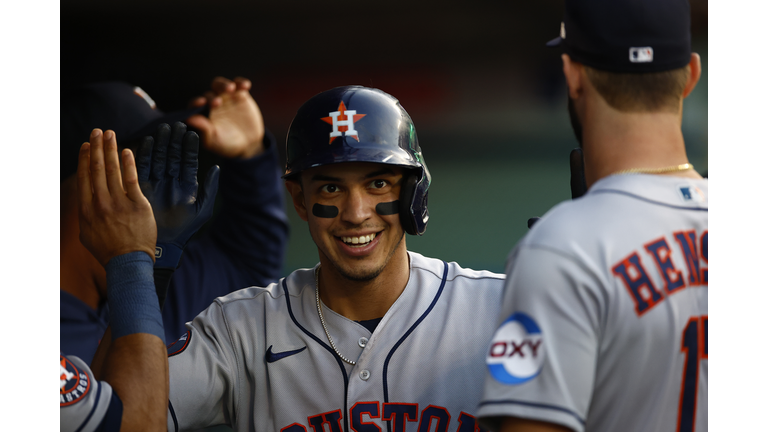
[359,370,371,381]
[358,337,368,348]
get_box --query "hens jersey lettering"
[478,174,708,432]
[166,252,505,431]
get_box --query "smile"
[340,233,378,247]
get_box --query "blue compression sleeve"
[106,252,166,344]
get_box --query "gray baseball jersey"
[60,353,121,432]
[165,251,504,431]
[478,174,708,432]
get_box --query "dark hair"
[584,65,690,113]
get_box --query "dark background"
[61,0,708,274]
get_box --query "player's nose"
[340,187,373,226]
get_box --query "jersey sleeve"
[60,354,123,432]
[161,130,289,342]
[166,301,240,431]
[477,245,606,432]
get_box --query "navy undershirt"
[356,317,383,334]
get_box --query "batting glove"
[136,122,220,269]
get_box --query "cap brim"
[546,36,563,47]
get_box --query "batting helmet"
[284,86,431,236]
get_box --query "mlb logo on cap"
[630,47,654,63]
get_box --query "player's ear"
[562,54,584,100]
[682,53,701,99]
[285,179,309,222]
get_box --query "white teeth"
[342,233,376,245]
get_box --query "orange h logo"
[321,102,366,143]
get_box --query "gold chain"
[612,163,693,176]
[315,266,356,365]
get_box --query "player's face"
[292,162,406,282]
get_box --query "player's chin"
[335,260,388,282]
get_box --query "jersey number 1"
[677,315,707,432]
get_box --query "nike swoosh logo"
[265,345,307,363]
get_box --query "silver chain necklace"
[315,266,357,365]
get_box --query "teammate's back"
[478,0,706,430]
[505,173,707,431]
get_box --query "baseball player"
[477,0,707,431]
[62,128,170,431]
[163,86,505,431]
[60,77,289,363]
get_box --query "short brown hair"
[585,65,690,113]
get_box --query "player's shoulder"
[214,267,316,308]
[60,353,96,408]
[61,353,114,432]
[408,251,505,286]
[524,174,708,248]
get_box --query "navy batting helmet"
[284,86,431,236]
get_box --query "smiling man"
[163,86,506,431]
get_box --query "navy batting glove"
[136,122,220,269]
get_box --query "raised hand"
[185,76,266,159]
[77,129,157,266]
[136,122,220,269]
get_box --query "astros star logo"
[321,101,366,143]
[60,357,75,389]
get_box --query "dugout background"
[61,0,708,276]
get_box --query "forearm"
[102,333,169,431]
[101,252,168,428]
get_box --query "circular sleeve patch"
[486,312,546,385]
[60,355,91,406]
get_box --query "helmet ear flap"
[399,173,419,236]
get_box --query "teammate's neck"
[580,96,701,186]
[317,244,410,322]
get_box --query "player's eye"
[321,184,339,194]
[369,179,388,189]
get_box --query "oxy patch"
[60,355,90,406]
[313,203,339,218]
[375,200,400,215]
[167,330,192,357]
[487,312,545,385]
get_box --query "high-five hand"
[136,122,220,269]
[77,129,157,267]
[186,76,266,159]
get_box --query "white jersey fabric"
[166,251,505,432]
[478,174,708,432]
[60,353,116,432]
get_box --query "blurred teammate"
[62,128,170,431]
[478,0,707,431]
[60,77,289,363]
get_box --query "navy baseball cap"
[546,0,692,73]
[61,81,204,181]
